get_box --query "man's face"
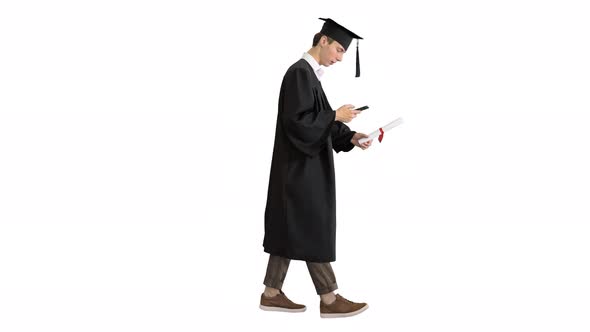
[319,37,345,67]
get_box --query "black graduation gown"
[263,59,356,263]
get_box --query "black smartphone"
[355,105,369,111]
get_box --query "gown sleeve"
[281,67,335,157]
[331,121,356,153]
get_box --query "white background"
[1,0,589,331]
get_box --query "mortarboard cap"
[318,18,363,77]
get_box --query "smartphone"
[355,105,369,111]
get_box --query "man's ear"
[320,35,327,46]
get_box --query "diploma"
[358,117,403,144]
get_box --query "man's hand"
[335,104,361,123]
[351,132,372,150]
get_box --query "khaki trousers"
[263,254,338,295]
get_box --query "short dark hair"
[312,33,334,47]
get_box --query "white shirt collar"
[301,52,324,80]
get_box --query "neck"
[307,47,322,66]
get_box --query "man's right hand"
[335,104,361,123]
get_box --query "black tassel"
[355,39,360,77]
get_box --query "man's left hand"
[351,133,372,150]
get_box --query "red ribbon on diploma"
[378,128,385,142]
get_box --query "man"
[261,18,372,318]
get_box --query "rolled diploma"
[358,117,404,144]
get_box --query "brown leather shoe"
[259,290,306,313]
[320,294,368,318]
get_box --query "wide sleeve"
[331,121,356,153]
[281,68,335,157]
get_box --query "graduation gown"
[263,59,356,263]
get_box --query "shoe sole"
[320,304,369,318]
[259,305,307,313]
